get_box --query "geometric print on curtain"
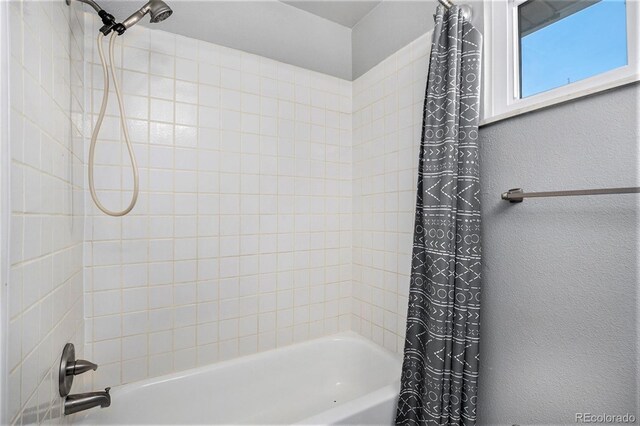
[395,5,483,425]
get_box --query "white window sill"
[480,74,640,128]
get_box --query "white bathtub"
[72,332,402,425]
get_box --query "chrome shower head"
[149,0,172,23]
[121,0,173,30]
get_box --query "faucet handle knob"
[59,344,99,397]
[105,387,111,394]
[68,359,98,376]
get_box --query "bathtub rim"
[82,331,402,398]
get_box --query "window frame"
[482,0,640,125]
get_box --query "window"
[519,0,628,98]
[482,0,639,124]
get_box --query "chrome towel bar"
[501,186,640,203]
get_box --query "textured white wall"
[6,0,86,424]
[82,15,353,389]
[477,84,639,425]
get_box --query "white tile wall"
[5,7,432,420]
[82,14,353,388]
[7,0,85,424]
[351,33,431,353]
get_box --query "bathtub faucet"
[64,387,111,415]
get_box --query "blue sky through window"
[520,0,628,98]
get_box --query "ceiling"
[99,0,354,78]
[280,1,382,28]
[94,0,442,80]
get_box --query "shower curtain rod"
[501,186,640,203]
[437,0,472,19]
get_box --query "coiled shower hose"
[88,32,139,216]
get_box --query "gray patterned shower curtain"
[395,5,482,426]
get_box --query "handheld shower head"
[121,0,172,30]
[149,0,173,22]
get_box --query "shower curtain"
[395,5,482,426]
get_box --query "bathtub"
[72,332,402,425]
